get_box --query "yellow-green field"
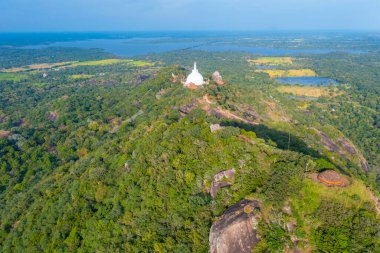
[249,57,293,65]
[0,73,27,81]
[1,59,154,73]
[277,85,340,98]
[256,69,317,78]
[293,178,372,217]
[70,74,95,79]
[1,62,75,73]
[72,59,153,67]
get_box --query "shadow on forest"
[221,120,321,158]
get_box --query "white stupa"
[185,62,204,86]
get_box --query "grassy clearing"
[70,74,94,79]
[1,62,75,73]
[277,86,340,98]
[1,59,154,73]
[293,178,372,216]
[249,57,293,65]
[71,59,130,66]
[256,69,317,78]
[72,59,153,67]
[0,73,27,81]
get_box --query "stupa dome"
[186,62,204,86]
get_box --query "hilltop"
[0,49,379,252]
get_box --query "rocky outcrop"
[171,73,184,83]
[209,200,260,253]
[210,124,223,133]
[136,74,151,83]
[312,128,369,172]
[212,71,225,85]
[124,162,131,173]
[316,170,350,187]
[179,99,198,115]
[0,114,7,123]
[210,169,235,198]
[48,112,59,121]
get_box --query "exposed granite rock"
[136,74,151,83]
[0,115,7,123]
[287,221,297,233]
[209,200,260,253]
[48,112,59,121]
[212,71,225,85]
[171,73,185,83]
[317,170,350,187]
[312,128,369,172]
[124,162,131,173]
[179,99,198,115]
[283,204,292,215]
[210,169,235,198]
[210,124,223,133]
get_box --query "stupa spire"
[194,62,197,71]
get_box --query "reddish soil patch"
[316,170,350,187]
[0,130,11,139]
[187,83,199,89]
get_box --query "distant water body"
[0,32,369,57]
[275,77,339,86]
[19,39,363,57]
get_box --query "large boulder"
[210,169,235,198]
[212,71,224,85]
[212,71,225,85]
[209,200,261,253]
[317,170,350,187]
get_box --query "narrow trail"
[200,94,259,126]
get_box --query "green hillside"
[0,50,379,252]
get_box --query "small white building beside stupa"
[185,62,205,87]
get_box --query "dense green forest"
[0,47,379,252]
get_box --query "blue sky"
[0,0,379,32]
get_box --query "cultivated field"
[0,73,28,81]
[256,69,317,78]
[249,57,293,65]
[277,85,340,97]
[0,59,154,73]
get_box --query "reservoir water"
[0,32,366,57]
[275,77,339,86]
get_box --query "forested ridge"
[0,48,379,252]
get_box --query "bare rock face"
[210,124,223,133]
[136,74,151,83]
[171,73,184,83]
[317,170,350,187]
[212,71,225,85]
[0,114,7,123]
[209,200,260,253]
[179,99,198,115]
[124,162,131,173]
[210,169,235,198]
[48,112,59,122]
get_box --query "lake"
[19,38,364,57]
[2,31,366,57]
[275,77,339,86]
